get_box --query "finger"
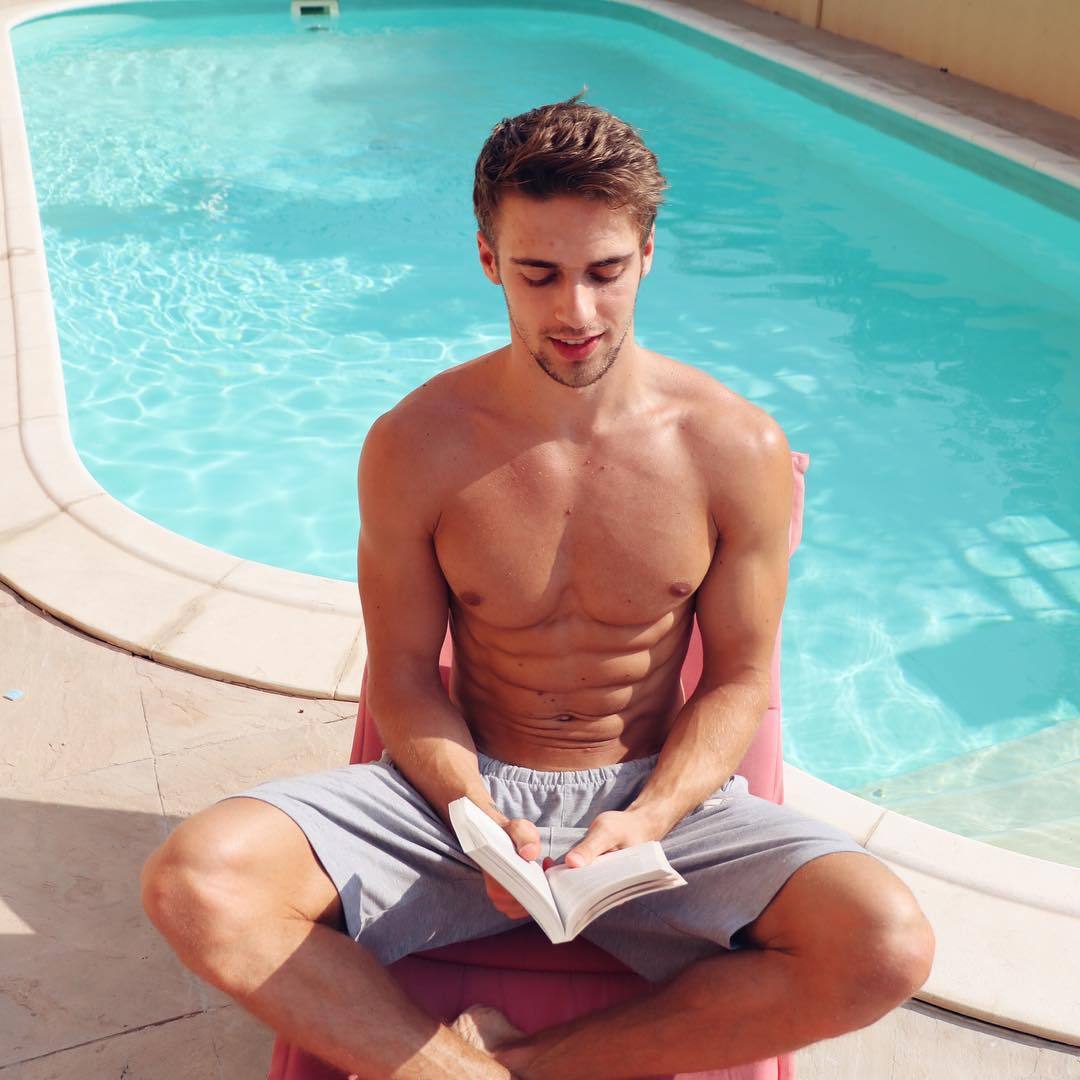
[504,818,542,861]
[484,876,507,902]
[486,872,527,915]
[495,895,529,919]
[483,874,528,919]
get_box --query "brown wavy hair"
[473,95,667,250]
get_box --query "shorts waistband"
[476,751,660,788]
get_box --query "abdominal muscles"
[449,603,694,769]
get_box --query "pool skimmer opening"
[291,0,338,17]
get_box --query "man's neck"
[494,337,652,442]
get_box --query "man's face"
[478,193,654,389]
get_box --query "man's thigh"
[579,781,870,982]
[740,848,923,955]
[223,755,518,962]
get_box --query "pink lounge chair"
[268,453,809,1080]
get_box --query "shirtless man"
[142,99,934,1078]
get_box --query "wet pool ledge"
[2,0,1079,1054]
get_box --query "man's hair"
[473,96,667,250]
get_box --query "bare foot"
[450,1004,524,1056]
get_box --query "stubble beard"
[506,305,633,390]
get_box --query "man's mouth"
[549,333,603,361]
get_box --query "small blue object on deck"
[4,689,24,701]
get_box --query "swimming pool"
[11,0,1080,802]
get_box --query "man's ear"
[640,226,655,279]
[477,230,501,285]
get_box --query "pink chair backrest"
[353,451,807,806]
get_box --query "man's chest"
[434,447,716,629]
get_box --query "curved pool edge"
[2,0,1079,1050]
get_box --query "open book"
[448,795,687,944]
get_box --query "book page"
[545,841,686,938]
[564,876,687,939]
[447,798,567,943]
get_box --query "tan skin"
[363,193,795,903]
[141,193,934,1079]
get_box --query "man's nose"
[554,280,596,330]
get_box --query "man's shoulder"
[357,354,501,530]
[646,354,792,532]
[362,353,497,463]
[654,354,789,468]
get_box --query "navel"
[669,580,693,597]
[459,590,484,606]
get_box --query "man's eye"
[521,270,623,287]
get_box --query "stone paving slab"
[0,760,200,1067]
[798,1001,1080,1079]
[154,714,353,820]
[135,653,354,759]
[0,1005,272,1080]
[0,582,349,1072]
[0,590,150,789]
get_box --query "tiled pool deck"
[1,0,1079,1075]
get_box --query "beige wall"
[741,0,821,27]
[739,0,1080,120]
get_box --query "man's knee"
[806,861,934,1035]
[828,880,934,1025]
[143,803,262,952]
[747,853,935,1037]
[141,797,344,973]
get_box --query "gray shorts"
[225,752,869,983]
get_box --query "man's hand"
[563,808,664,869]
[482,817,553,919]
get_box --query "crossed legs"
[142,797,934,1079]
[492,851,935,1078]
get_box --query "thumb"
[503,818,542,862]
[564,829,607,869]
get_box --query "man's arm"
[565,414,793,866]
[357,408,496,828]
[359,407,547,918]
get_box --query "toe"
[451,1004,523,1052]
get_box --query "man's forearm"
[369,677,500,828]
[626,680,768,837]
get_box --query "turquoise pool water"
[12,1,1080,793]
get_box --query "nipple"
[669,581,693,597]
[459,590,484,606]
